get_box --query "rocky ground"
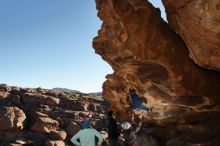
[0,84,108,146]
[1,84,220,146]
[1,0,220,145]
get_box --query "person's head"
[80,118,92,129]
[129,88,136,94]
[108,111,113,117]
[121,122,131,130]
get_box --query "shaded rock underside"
[93,0,220,145]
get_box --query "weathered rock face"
[49,130,67,141]
[21,93,60,106]
[0,107,26,131]
[30,115,59,134]
[93,0,220,145]
[162,0,220,71]
[93,0,220,116]
[0,85,106,145]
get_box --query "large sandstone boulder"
[0,91,9,99]
[30,116,59,134]
[50,130,67,141]
[93,0,220,121]
[46,96,60,106]
[20,93,60,106]
[0,84,10,92]
[162,0,220,71]
[60,97,84,111]
[0,107,26,131]
[66,122,81,136]
[92,1,220,145]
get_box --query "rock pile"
[0,84,106,146]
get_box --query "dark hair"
[129,88,136,94]
[108,111,113,117]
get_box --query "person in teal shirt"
[71,118,103,146]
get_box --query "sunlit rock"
[162,0,220,71]
[93,0,220,120]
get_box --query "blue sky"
[0,0,166,93]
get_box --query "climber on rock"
[129,88,151,112]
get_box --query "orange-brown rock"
[50,130,67,141]
[0,107,26,131]
[30,115,59,134]
[21,93,60,106]
[0,86,106,145]
[66,122,81,137]
[162,0,220,71]
[93,0,220,120]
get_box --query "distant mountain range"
[52,88,81,93]
[51,87,102,96]
[87,92,102,96]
